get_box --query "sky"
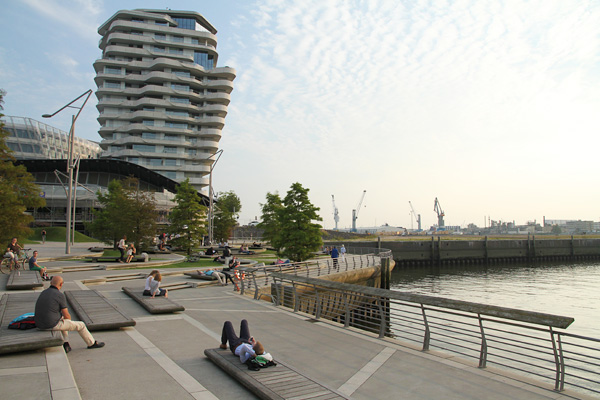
[1,0,599,230]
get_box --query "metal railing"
[234,247,392,300]
[267,272,600,397]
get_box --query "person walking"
[118,235,127,263]
[340,244,346,258]
[34,276,105,353]
[331,246,339,269]
[41,229,47,244]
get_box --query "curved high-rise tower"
[94,9,235,191]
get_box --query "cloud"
[22,0,103,42]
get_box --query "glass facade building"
[94,9,236,192]
[2,116,102,160]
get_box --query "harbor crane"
[409,201,421,231]
[434,197,445,227]
[351,190,367,232]
[331,195,339,231]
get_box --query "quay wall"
[326,238,600,268]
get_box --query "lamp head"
[42,114,52,118]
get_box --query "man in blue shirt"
[331,246,340,269]
[34,276,105,353]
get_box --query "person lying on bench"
[143,270,168,298]
[197,269,227,286]
[34,276,105,353]
[220,319,265,363]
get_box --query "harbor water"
[390,261,600,337]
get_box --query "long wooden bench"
[0,293,62,355]
[6,270,44,290]
[204,348,350,400]
[85,255,148,263]
[65,289,136,331]
[184,271,218,281]
[122,287,185,314]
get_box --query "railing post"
[293,284,300,313]
[550,327,566,391]
[343,292,350,327]
[478,314,488,368]
[377,298,386,338]
[421,304,430,351]
[315,285,321,319]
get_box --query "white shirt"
[118,239,126,249]
[144,276,153,291]
[235,343,256,363]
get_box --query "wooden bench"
[204,348,350,400]
[121,287,185,314]
[6,270,44,290]
[0,293,62,355]
[85,255,148,263]
[65,289,136,331]
[184,271,218,281]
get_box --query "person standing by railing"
[331,246,339,269]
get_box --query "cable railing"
[235,247,392,300]
[265,272,600,397]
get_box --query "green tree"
[87,177,157,249]
[0,90,46,243]
[258,192,284,253]
[551,225,562,234]
[169,179,206,255]
[212,190,241,243]
[259,183,323,261]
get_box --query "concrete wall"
[327,238,600,267]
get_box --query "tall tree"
[212,190,241,243]
[0,90,46,243]
[87,177,157,249]
[169,179,206,255]
[278,183,323,261]
[259,183,323,261]
[258,192,284,253]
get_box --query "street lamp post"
[43,89,93,254]
[207,149,223,245]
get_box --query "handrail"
[267,271,600,397]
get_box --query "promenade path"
[0,242,587,399]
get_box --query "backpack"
[8,313,37,330]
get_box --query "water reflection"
[390,261,600,336]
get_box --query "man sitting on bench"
[34,276,105,353]
[220,319,265,363]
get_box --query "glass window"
[105,67,122,74]
[149,159,162,166]
[104,81,121,88]
[154,46,166,53]
[165,122,187,129]
[131,31,143,35]
[172,36,184,42]
[16,129,30,138]
[170,97,189,104]
[172,17,195,30]
[171,83,189,92]
[155,20,167,26]
[164,159,178,166]
[7,142,20,151]
[169,48,183,55]
[155,33,166,40]
[164,134,178,141]
[173,70,190,78]
[132,144,156,152]
[143,107,155,111]
[143,120,154,126]
[194,51,214,69]
[163,146,177,153]
[129,157,139,164]
[161,171,177,179]
[142,132,156,139]
[21,144,34,153]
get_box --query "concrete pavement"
[0,247,591,399]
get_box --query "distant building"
[94,9,236,192]
[3,116,101,160]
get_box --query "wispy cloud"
[23,0,103,42]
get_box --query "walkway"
[0,244,589,399]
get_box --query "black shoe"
[87,341,105,349]
[63,342,71,353]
